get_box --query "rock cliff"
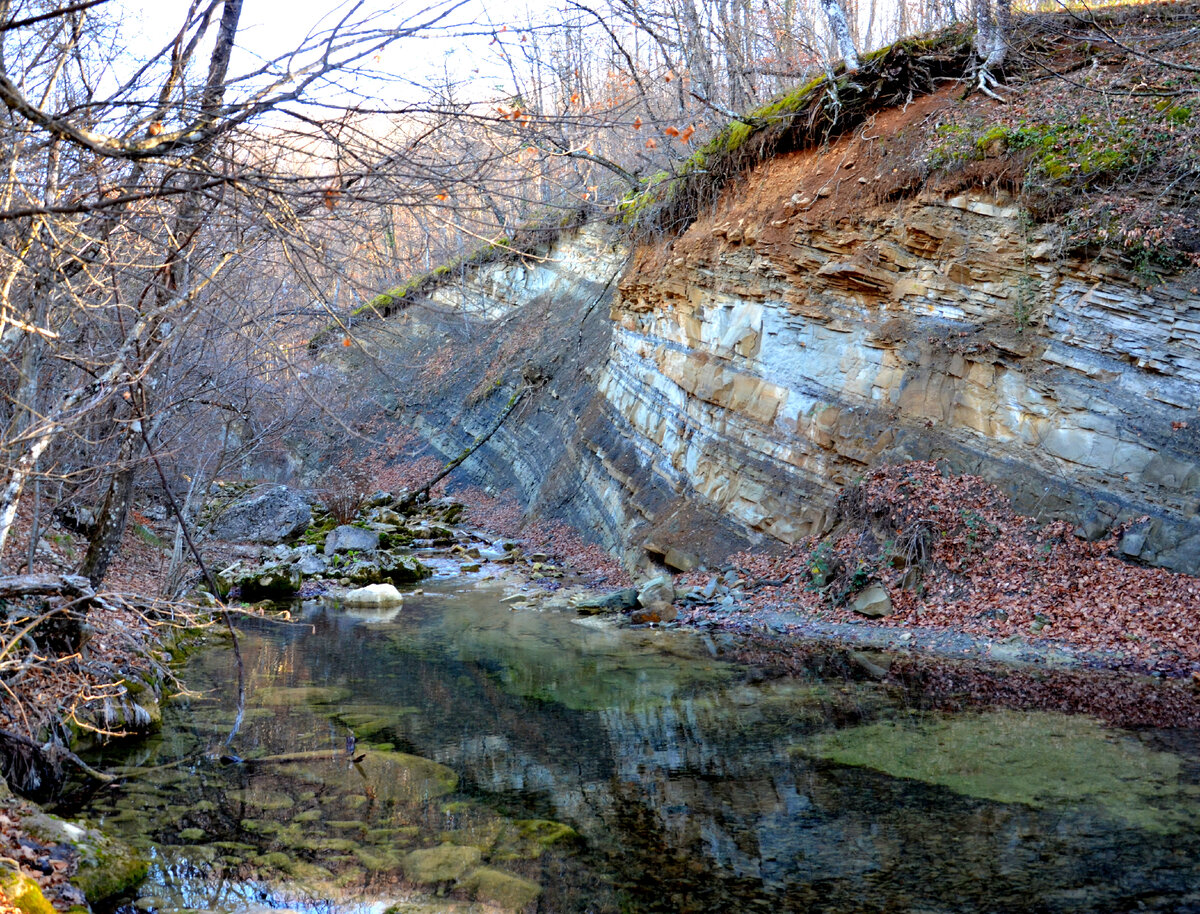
[326,106,1200,575]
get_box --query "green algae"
[459,866,542,911]
[801,710,1189,833]
[255,685,353,705]
[515,818,579,847]
[402,843,482,883]
[226,788,295,811]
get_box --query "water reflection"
[75,581,1200,913]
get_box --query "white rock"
[342,583,404,606]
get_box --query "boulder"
[324,524,380,555]
[343,583,404,606]
[851,583,893,618]
[637,574,675,608]
[212,486,311,544]
[339,553,431,586]
[663,547,701,573]
[294,551,330,576]
[576,588,639,615]
[235,563,303,602]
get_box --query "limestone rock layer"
[336,160,1200,572]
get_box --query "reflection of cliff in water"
[254,591,1200,913]
[82,583,1200,913]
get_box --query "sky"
[112,0,546,107]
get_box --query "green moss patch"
[402,843,481,884]
[800,710,1191,833]
[309,208,588,349]
[459,866,542,910]
[0,867,56,914]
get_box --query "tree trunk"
[77,424,139,587]
[820,0,860,71]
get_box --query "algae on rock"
[801,710,1189,833]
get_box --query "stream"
[70,570,1200,913]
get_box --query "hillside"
[314,3,1200,671]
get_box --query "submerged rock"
[459,866,542,910]
[402,843,481,884]
[212,486,312,544]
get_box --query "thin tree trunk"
[820,0,860,70]
[78,423,139,586]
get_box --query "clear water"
[73,576,1200,913]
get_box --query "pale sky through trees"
[113,0,547,106]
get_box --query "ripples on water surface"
[73,577,1200,913]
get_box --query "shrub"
[315,466,374,524]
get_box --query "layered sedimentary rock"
[333,152,1200,572]
[604,175,1200,569]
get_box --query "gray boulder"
[212,486,311,544]
[576,588,639,615]
[637,574,675,608]
[339,553,431,586]
[295,551,330,576]
[325,525,380,555]
[234,563,303,602]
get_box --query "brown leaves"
[717,461,1200,678]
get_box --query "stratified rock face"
[602,174,1200,571]
[334,177,1200,572]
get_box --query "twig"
[0,726,113,783]
[399,385,527,509]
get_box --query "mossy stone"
[178,827,206,841]
[402,843,481,884]
[0,866,56,914]
[515,818,578,847]
[255,685,352,706]
[19,812,149,905]
[459,867,542,911]
[802,709,1189,833]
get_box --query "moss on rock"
[402,843,481,884]
[0,866,56,914]
[20,811,149,906]
[459,867,542,911]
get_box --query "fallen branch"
[0,726,113,784]
[0,573,94,601]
